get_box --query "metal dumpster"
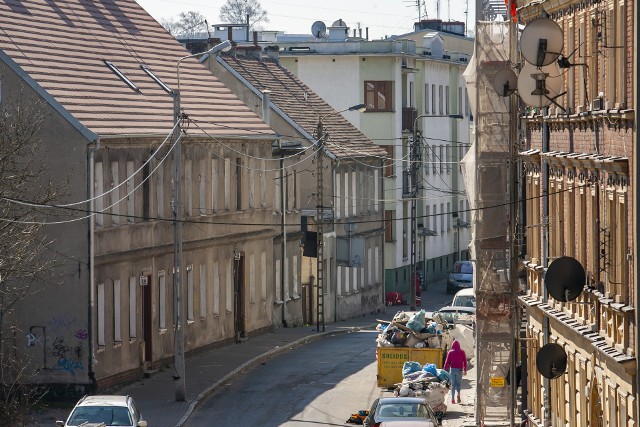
[376,347,443,388]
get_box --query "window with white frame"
[159,271,166,329]
[156,166,164,219]
[261,252,267,300]
[440,203,445,232]
[185,160,193,217]
[343,172,349,218]
[211,157,219,212]
[199,159,206,215]
[126,161,135,223]
[336,173,341,218]
[438,85,443,114]
[97,283,105,345]
[425,83,430,113]
[113,279,121,342]
[351,171,357,216]
[224,158,231,210]
[200,263,207,319]
[213,260,220,315]
[250,253,256,304]
[111,161,120,225]
[129,277,136,338]
[225,259,232,312]
[374,170,379,211]
[431,84,436,113]
[445,86,450,114]
[260,159,266,208]
[187,265,194,321]
[95,162,104,227]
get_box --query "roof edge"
[0,49,97,143]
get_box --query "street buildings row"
[0,0,472,395]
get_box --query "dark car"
[446,260,473,294]
[363,397,438,427]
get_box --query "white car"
[451,288,475,309]
[57,395,147,427]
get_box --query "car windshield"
[67,405,132,426]
[452,262,473,274]
[453,295,476,307]
[376,402,428,419]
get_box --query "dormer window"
[104,60,139,92]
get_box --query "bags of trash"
[406,310,427,331]
[402,361,423,377]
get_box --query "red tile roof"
[218,54,388,159]
[0,0,273,139]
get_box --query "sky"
[136,0,476,40]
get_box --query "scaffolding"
[462,20,520,425]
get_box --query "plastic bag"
[406,310,426,331]
[402,361,423,377]
[423,363,438,376]
[436,368,451,382]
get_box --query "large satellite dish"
[521,18,564,67]
[536,343,567,379]
[492,68,518,97]
[517,61,563,108]
[311,21,327,38]
[544,256,585,302]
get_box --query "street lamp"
[410,113,463,311]
[172,40,232,402]
[315,103,366,332]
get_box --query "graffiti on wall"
[27,314,85,375]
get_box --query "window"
[337,266,343,295]
[384,146,394,177]
[438,85,443,114]
[97,283,105,346]
[425,83,430,113]
[343,173,349,218]
[248,160,255,209]
[336,173,341,217]
[185,159,192,217]
[374,170,379,211]
[375,246,380,283]
[250,253,256,303]
[385,210,394,242]
[458,87,463,115]
[431,84,436,113]
[200,263,207,319]
[275,260,281,301]
[126,161,135,223]
[187,265,194,321]
[439,146,444,173]
[211,158,219,212]
[440,203,444,232]
[224,158,231,210]
[364,81,392,111]
[447,202,451,230]
[225,260,232,312]
[111,162,120,225]
[95,162,104,227]
[446,145,451,173]
[261,252,267,300]
[351,171,357,216]
[159,271,166,329]
[213,260,220,315]
[156,166,164,219]
[199,159,206,215]
[235,158,242,210]
[113,279,121,342]
[445,86,450,114]
[129,277,137,338]
[260,159,266,207]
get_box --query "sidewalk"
[30,299,476,426]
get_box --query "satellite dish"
[311,21,327,38]
[544,256,585,302]
[492,68,518,96]
[517,61,563,108]
[536,343,567,379]
[521,18,564,67]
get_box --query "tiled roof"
[218,53,388,160]
[0,0,273,139]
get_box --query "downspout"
[333,165,338,322]
[541,107,550,426]
[634,0,639,420]
[87,139,98,392]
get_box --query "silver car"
[363,397,438,427]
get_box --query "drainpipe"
[87,139,98,393]
[541,107,551,426]
[635,0,639,420]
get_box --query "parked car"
[451,288,475,308]
[363,397,437,427]
[446,260,473,294]
[57,395,147,427]
[433,306,476,327]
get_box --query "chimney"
[262,90,272,125]
[366,27,369,40]
[253,31,258,45]
[265,45,279,62]
[353,29,356,37]
[359,28,362,38]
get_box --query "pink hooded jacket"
[443,340,467,371]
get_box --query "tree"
[161,11,209,38]
[0,88,59,425]
[219,0,269,30]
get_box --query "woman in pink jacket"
[443,340,467,404]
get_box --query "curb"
[174,324,375,426]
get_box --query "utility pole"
[315,118,326,332]
[172,90,186,402]
[409,127,420,312]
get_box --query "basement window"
[140,64,172,93]
[104,60,139,92]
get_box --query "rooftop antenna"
[311,20,327,38]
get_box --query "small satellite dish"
[536,343,567,379]
[311,21,327,38]
[544,256,585,302]
[521,18,564,67]
[492,68,518,97]
[517,61,563,108]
